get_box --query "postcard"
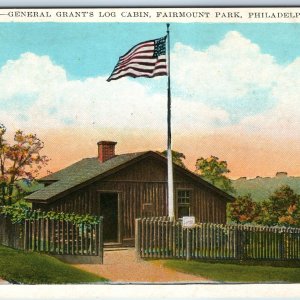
[0,6,300,299]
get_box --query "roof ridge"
[82,151,149,159]
[26,150,234,203]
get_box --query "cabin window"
[177,190,191,218]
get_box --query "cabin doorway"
[99,192,119,243]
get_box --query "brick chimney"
[276,171,288,177]
[97,141,117,163]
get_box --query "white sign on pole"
[182,216,195,228]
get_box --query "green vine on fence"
[0,205,101,225]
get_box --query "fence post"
[186,228,192,261]
[135,218,141,259]
[235,225,243,260]
[280,230,285,260]
[24,219,28,251]
[239,226,245,260]
[99,218,104,264]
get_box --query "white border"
[0,5,300,300]
[1,284,300,299]
[1,0,300,7]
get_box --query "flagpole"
[166,23,174,221]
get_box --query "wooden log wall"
[33,157,228,241]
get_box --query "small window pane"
[178,190,190,204]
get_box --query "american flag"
[107,36,167,81]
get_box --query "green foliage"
[0,205,101,226]
[0,245,107,284]
[162,259,300,283]
[195,156,235,194]
[160,150,186,168]
[228,194,259,224]
[0,123,49,205]
[257,185,300,227]
[228,185,300,227]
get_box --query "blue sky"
[1,22,300,177]
[0,22,299,80]
[1,22,299,124]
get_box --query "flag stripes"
[107,36,167,81]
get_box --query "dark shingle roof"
[26,150,234,203]
[25,152,147,202]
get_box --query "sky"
[1,22,300,178]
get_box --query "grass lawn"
[0,245,107,284]
[161,259,300,283]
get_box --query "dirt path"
[0,279,9,285]
[74,248,211,283]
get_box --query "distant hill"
[232,172,300,202]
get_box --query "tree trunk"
[7,184,13,205]
[0,183,6,205]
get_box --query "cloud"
[236,56,300,138]
[0,52,66,98]
[172,31,281,121]
[173,31,280,98]
[169,30,300,140]
[0,52,228,133]
[2,31,300,144]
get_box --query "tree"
[160,150,186,168]
[228,194,259,224]
[257,185,300,227]
[0,124,49,205]
[195,155,235,193]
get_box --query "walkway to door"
[74,248,212,283]
[0,278,9,284]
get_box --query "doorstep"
[104,242,123,248]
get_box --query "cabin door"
[99,192,119,243]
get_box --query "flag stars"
[153,37,166,58]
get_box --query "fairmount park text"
[2,8,300,22]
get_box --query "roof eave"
[26,150,235,204]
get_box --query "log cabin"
[26,141,234,245]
